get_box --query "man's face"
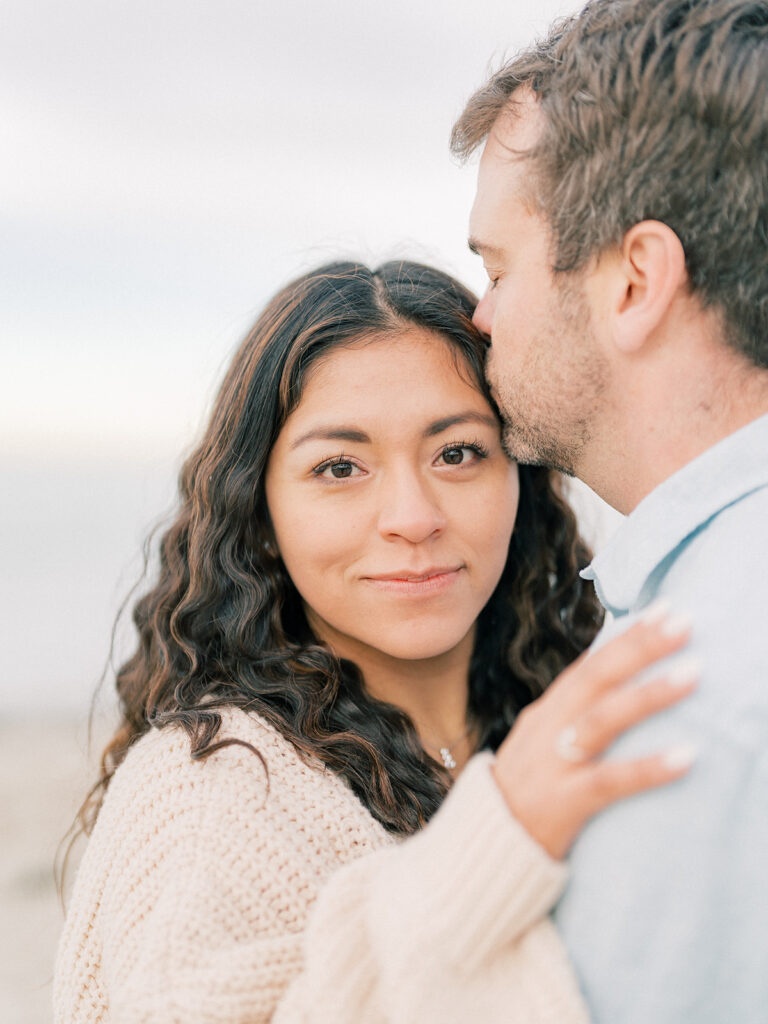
[468,96,609,476]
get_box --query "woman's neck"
[362,632,475,753]
[307,613,476,765]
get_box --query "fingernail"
[666,656,702,687]
[662,742,698,771]
[661,611,693,637]
[639,597,671,625]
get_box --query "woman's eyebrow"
[424,412,498,437]
[290,412,496,450]
[290,426,371,449]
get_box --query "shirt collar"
[581,412,768,616]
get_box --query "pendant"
[440,747,457,771]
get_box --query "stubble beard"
[490,279,608,477]
[500,415,583,476]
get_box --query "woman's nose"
[377,474,446,544]
[472,288,493,337]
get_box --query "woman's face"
[265,328,520,664]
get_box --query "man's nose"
[472,288,493,337]
[377,473,446,544]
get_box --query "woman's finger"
[558,601,692,706]
[563,657,700,761]
[579,743,698,819]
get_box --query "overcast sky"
[3,0,584,459]
[3,0,622,714]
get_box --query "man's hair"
[452,0,768,369]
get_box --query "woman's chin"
[363,628,475,664]
[306,606,479,665]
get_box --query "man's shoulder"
[589,483,768,746]
[658,480,768,604]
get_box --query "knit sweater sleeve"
[96,733,312,1024]
[56,722,589,1024]
[274,752,590,1024]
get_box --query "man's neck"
[582,355,768,515]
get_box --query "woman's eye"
[314,458,362,479]
[442,447,467,465]
[438,443,487,467]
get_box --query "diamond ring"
[555,725,588,763]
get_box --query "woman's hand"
[492,601,698,860]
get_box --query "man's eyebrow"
[424,412,498,437]
[290,426,371,449]
[467,238,506,260]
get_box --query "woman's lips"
[363,567,463,596]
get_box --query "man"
[452,1,768,1020]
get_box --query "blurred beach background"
[1,0,621,1019]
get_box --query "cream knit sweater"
[54,708,589,1023]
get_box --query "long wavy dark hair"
[80,260,602,840]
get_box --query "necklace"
[423,724,473,771]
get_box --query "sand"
[0,716,111,1024]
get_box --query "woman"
[55,261,696,1023]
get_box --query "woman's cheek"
[477,471,520,578]
[279,506,355,582]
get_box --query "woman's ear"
[611,220,688,354]
[259,505,281,560]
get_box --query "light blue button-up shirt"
[554,412,768,1023]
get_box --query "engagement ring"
[555,725,588,763]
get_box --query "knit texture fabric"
[54,708,589,1023]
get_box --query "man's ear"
[612,220,687,353]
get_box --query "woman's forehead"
[287,329,492,428]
